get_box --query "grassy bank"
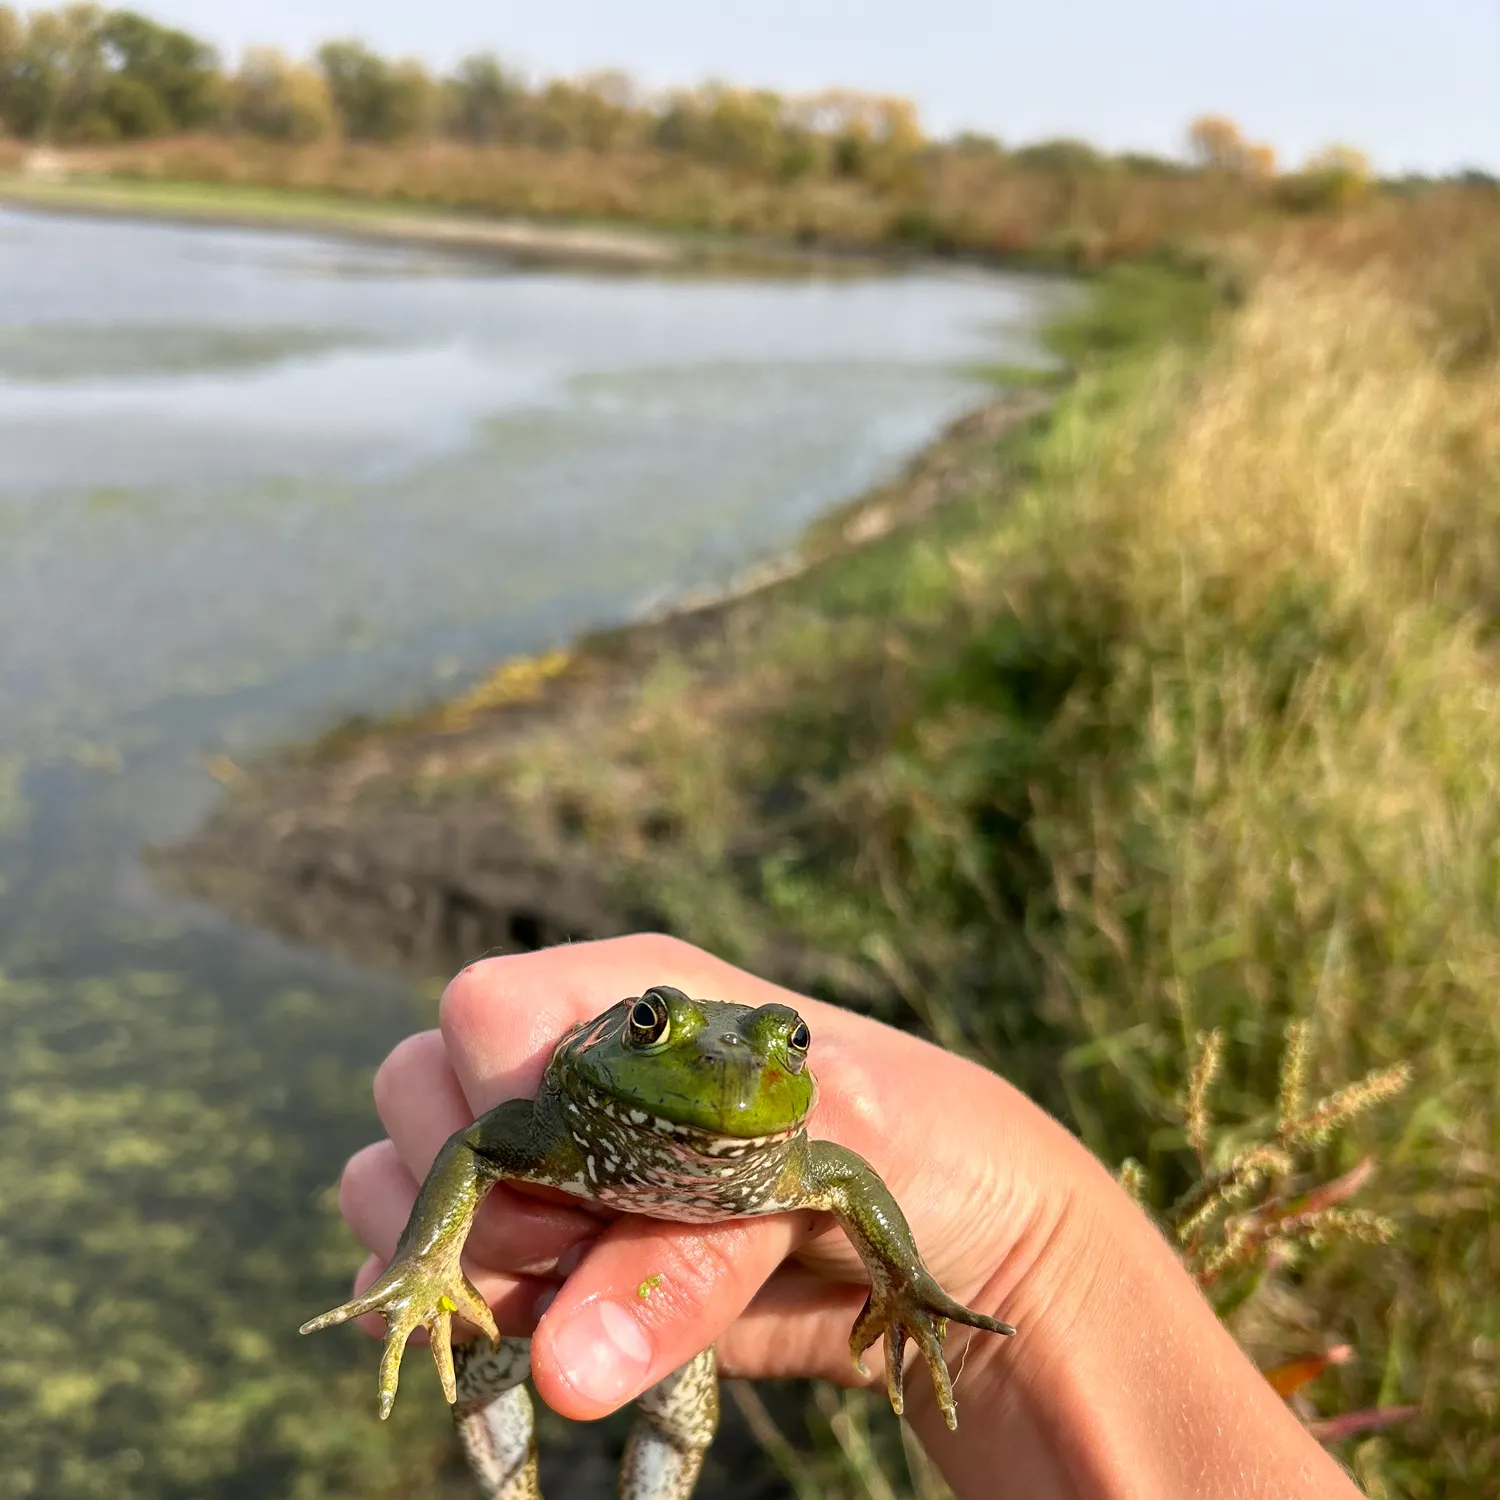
[0,170,702,271]
[159,247,1500,1493]
[0,134,1264,266]
[9,133,1498,275]
[0,167,922,280]
[385,261,1497,1492]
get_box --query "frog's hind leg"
[453,1337,541,1500]
[618,1346,719,1500]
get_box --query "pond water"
[0,205,1063,1498]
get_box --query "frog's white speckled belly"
[558,1087,803,1221]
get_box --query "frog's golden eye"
[627,993,671,1046]
[788,1019,811,1056]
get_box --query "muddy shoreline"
[151,391,1051,991]
[0,172,896,278]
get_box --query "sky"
[143,0,1500,176]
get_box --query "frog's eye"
[786,1018,811,1068]
[627,992,671,1047]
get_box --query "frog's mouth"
[570,1079,813,1157]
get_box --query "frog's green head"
[556,986,816,1142]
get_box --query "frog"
[301,985,1016,1500]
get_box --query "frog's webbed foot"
[848,1272,1015,1433]
[300,1255,499,1420]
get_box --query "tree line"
[0,1,1414,206]
[0,6,934,186]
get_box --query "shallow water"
[0,206,1062,1497]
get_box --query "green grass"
[477,258,1500,1495]
[0,172,433,223]
[0,172,688,262]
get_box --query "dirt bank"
[0,169,890,277]
[150,391,1051,992]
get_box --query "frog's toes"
[300,1257,500,1420]
[848,1277,1015,1432]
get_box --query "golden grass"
[0,133,1356,263]
[475,260,1500,1491]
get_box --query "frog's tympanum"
[302,986,1015,1499]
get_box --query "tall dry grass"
[5,134,1297,263]
[475,260,1500,1492]
[1009,267,1500,1493]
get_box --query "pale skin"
[336,934,1364,1500]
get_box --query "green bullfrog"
[302,985,1015,1499]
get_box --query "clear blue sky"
[145,0,1499,175]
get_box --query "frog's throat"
[555,1072,812,1158]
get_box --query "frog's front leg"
[300,1097,582,1419]
[800,1141,1015,1431]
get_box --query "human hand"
[336,937,1089,1418]
[334,934,1363,1500]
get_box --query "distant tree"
[1185,112,1285,192]
[443,51,523,144]
[1305,143,1371,181]
[1116,150,1187,178]
[0,6,217,140]
[1011,137,1108,174]
[516,76,638,152]
[576,68,637,111]
[317,39,434,144]
[0,7,21,134]
[784,90,922,184]
[655,83,786,173]
[97,9,220,129]
[1188,114,1241,169]
[316,38,378,138]
[8,6,107,140]
[1275,144,1375,212]
[1241,141,1278,180]
[232,46,335,143]
[1186,113,1277,180]
[96,69,166,134]
[384,58,437,142]
[949,129,1006,159]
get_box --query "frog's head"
[555,986,816,1143]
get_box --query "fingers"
[372,1029,472,1167]
[527,1208,806,1420]
[337,1144,552,1339]
[340,1140,420,1262]
[369,1031,604,1275]
[356,932,1074,1423]
[439,934,808,1116]
[716,1271,875,1386]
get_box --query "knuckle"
[372,1029,444,1125]
[602,932,704,985]
[642,1225,769,1335]
[438,958,499,1040]
[337,1140,393,1226]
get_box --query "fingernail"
[555,1241,588,1278]
[550,1299,653,1409]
